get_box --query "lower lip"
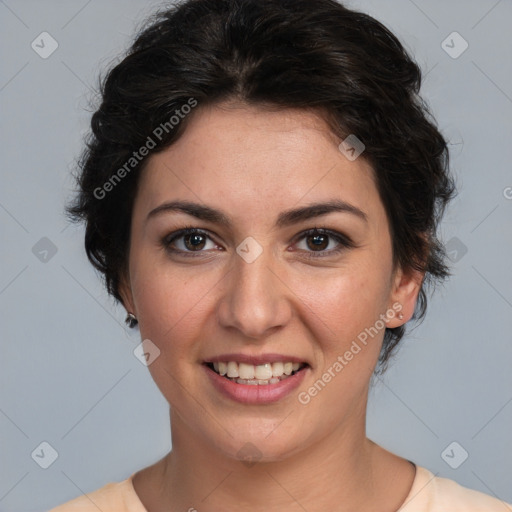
[204,364,308,404]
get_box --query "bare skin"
[120,101,423,511]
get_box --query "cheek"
[131,258,208,349]
[131,267,210,400]
[299,271,388,408]
[297,263,390,340]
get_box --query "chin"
[204,419,311,465]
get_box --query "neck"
[157,402,396,511]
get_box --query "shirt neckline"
[398,464,437,511]
[125,463,432,511]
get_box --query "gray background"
[0,0,511,510]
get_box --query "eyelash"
[161,225,355,259]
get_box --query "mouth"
[202,356,310,404]
[204,360,308,386]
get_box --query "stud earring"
[125,312,137,327]
[397,312,404,320]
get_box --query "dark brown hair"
[66,0,456,373]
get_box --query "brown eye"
[305,232,329,251]
[294,228,354,258]
[162,228,218,256]
[183,232,207,251]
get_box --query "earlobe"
[118,272,135,316]
[387,266,424,327]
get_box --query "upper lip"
[204,353,309,366]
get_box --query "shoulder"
[400,466,512,512]
[48,474,147,512]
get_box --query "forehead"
[134,103,382,228]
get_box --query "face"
[120,102,421,463]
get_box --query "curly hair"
[66,0,456,373]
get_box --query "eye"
[293,227,354,258]
[162,227,219,256]
[161,226,355,259]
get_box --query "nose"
[216,244,292,340]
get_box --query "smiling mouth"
[205,361,308,385]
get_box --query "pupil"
[186,233,205,250]
[309,234,327,251]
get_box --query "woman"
[50,0,510,510]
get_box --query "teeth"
[227,361,239,378]
[236,377,285,385]
[272,362,284,377]
[218,362,227,376]
[254,363,272,380]
[210,360,304,382]
[237,378,259,385]
[238,363,255,380]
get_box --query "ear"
[118,270,135,315]
[386,265,424,328]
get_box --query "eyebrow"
[146,199,368,228]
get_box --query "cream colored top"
[49,465,511,511]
